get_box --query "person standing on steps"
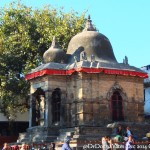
[62,137,72,150]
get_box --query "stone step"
[18,133,29,142]
[56,131,74,142]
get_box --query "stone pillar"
[71,101,77,126]
[45,90,52,127]
[39,95,45,126]
[29,94,37,127]
[60,91,66,127]
[29,94,32,128]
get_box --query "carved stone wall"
[23,72,146,144]
[29,72,145,128]
[67,72,145,126]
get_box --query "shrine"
[20,16,149,148]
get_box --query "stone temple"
[21,16,149,148]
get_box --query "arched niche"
[32,88,45,126]
[107,82,128,121]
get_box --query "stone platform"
[17,126,59,143]
[17,122,150,149]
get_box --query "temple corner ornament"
[106,81,127,100]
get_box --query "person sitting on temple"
[115,124,125,142]
[126,126,133,137]
[62,137,72,150]
[124,126,138,141]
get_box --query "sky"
[1,0,150,68]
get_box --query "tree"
[0,1,86,120]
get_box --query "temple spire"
[51,36,59,48]
[83,15,97,31]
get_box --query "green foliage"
[0,1,86,120]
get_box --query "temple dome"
[43,37,66,63]
[67,16,117,63]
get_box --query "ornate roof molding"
[106,81,128,100]
[83,15,97,31]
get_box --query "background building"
[0,112,28,148]
[0,112,29,136]
[141,65,150,118]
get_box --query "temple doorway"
[111,91,124,121]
